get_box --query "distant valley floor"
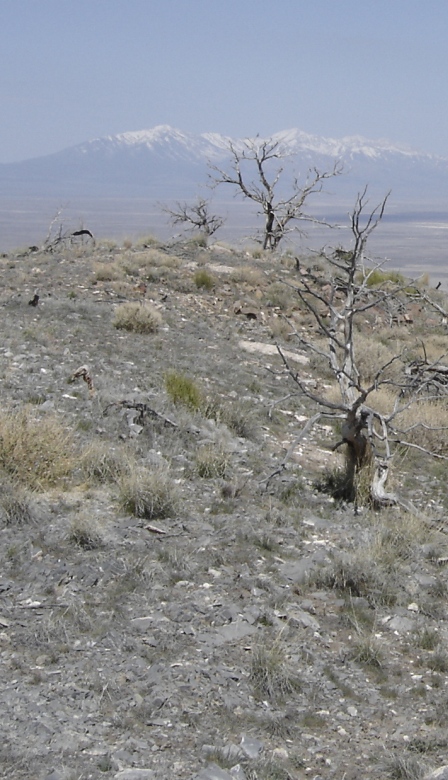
[1,195,448,285]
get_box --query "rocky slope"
[1,235,448,780]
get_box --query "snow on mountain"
[76,124,435,164]
[1,124,448,205]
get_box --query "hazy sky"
[2,0,448,163]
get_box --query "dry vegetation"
[0,233,448,780]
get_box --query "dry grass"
[354,333,403,383]
[396,400,448,455]
[118,465,179,519]
[92,261,123,282]
[379,750,426,780]
[69,513,105,549]
[229,265,266,286]
[368,510,430,568]
[250,637,301,703]
[80,441,134,483]
[0,406,75,489]
[0,479,38,525]
[264,281,297,310]
[112,301,162,334]
[137,248,182,269]
[195,445,229,478]
[268,314,293,341]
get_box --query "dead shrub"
[92,262,123,282]
[230,265,266,286]
[0,406,74,489]
[113,302,162,334]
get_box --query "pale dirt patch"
[238,339,308,364]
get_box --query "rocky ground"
[1,234,448,780]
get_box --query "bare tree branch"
[210,136,343,250]
[162,197,224,243]
[272,187,448,509]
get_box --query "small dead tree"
[163,197,224,244]
[42,209,95,252]
[210,136,342,251]
[276,187,448,509]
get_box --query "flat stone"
[385,615,416,633]
[199,620,257,646]
[288,608,320,631]
[239,340,308,364]
[240,734,264,759]
[280,558,316,583]
[114,771,155,780]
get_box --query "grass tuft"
[0,479,38,525]
[250,638,301,703]
[195,445,229,478]
[80,441,134,483]
[118,466,179,519]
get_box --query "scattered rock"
[239,734,264,759]
[424,768,448,780]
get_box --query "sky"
[2,0,448,163]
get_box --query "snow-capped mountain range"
[78,124,428,162]
[2,124,448,205]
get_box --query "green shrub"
[193,268,215,290]
[164,371,203,410]
[365,268,405,287]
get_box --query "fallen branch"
[103,400,178,428]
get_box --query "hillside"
[1,233,448,780]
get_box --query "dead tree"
[210,137,342,250]
[277,187,448,508]
[163,197,224,244]
[42,209,95,252]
